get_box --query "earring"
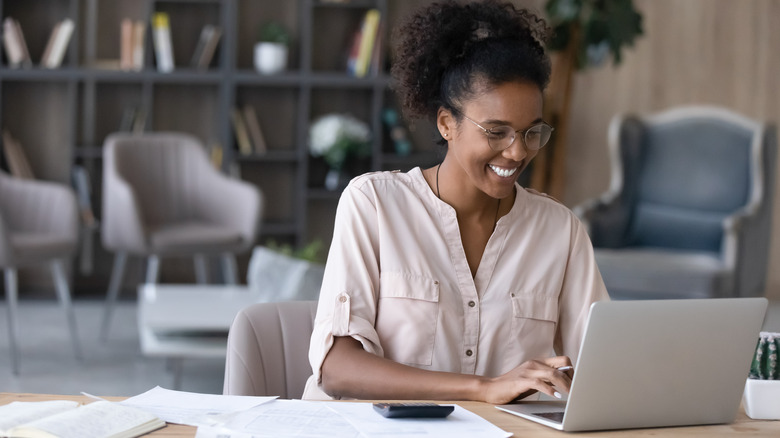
[443,133,448,137]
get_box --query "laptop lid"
[498,298,767,432]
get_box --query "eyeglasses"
[460,113,554,152]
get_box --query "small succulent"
[258,21,290,45]
[749,332,780,380]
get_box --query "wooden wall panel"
[562,0,780,297]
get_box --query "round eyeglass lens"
[524,124,552,150]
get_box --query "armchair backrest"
[223,301,318,398]
[104,132,216,229]
[606,107,766,253]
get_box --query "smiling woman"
[303,0,609,404]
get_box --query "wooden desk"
[2,393,778,437]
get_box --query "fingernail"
[554,392,562,399]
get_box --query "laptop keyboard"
[533,411,565,423]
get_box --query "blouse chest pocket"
[507,292,559,360]
[375,272,440,366]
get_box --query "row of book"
[151,12,223,73]
[346,9,382,78]
[231,105,268,156]
[3,17,74,69]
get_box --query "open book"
[0,400,165,438]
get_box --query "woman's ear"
[437,107,455,140]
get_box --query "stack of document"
[120,387,511,438]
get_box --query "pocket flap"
[510,293,558,322]
[379,272,440,302]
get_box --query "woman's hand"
[480,356,574,405]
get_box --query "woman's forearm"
[321,336,488,401]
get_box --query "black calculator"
[373,402,455,418]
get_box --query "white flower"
[309,113,371,169]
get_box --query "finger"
[542,355,573,369]
[526,368,572,393]
[524,378,561,399]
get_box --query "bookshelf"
[0,0,439,294]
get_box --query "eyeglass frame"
[457,112,554,152]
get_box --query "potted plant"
[743,331,780,419]
[247,240,326,302]
[254,21,290,75]
[309,113,371,190]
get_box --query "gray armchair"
[575,106,776,300]
[223,301,317,398]
[101,132,262,338]
[0,170,82,374]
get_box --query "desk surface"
[1,393,778,437]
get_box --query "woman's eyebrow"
[482,117,544,127]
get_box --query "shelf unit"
[0,0,439,293]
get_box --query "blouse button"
[339,296,347,303]
[465,349,473,357]
[468,300,476,308]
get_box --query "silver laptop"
[497,298,767,432]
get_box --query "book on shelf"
[42,18,74,69]
[2,17,32,69]
[132,21,146,71]
[40,21,62,67]
[350,9,381,78]
[120,19,146,71]
[0,399,165,438]
[151,12,174,73]
[231,108,253,156]
[71,165,97,229]
[242,104,268,155]
[190,24,222,70]
[1,130,35,179]
[118,106,147,133]
[120,18,134,70]
[209,142,223,169]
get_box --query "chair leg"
[51,259,82,362]
[193,254,208,284]
[101,252,127,342]
[4,268,20,375]
[146,255,160,284]
[221,253,238,285]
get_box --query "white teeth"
[489,165,518,178]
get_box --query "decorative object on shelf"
[382,108,411,156]
[530,0,644,200]
[254,21,290,75]
[744,331,780,420]
[309,113,371,190]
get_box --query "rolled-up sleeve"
[554,215,610,363]
[308,181,385,390]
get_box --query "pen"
[553,366,573,399]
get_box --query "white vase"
[743,378,780,419]
[254,42,288,75]
[324,168,348,191]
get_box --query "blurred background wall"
[549,0,780,297]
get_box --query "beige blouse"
[303,167,608,399]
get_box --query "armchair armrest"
[573,191,631,248]
[101,158,148,254]
[198,171,262,251]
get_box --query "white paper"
[214,399,362,438]
[120,386,276,427]
[324,402,513,438]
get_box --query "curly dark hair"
[391,0,551,123]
